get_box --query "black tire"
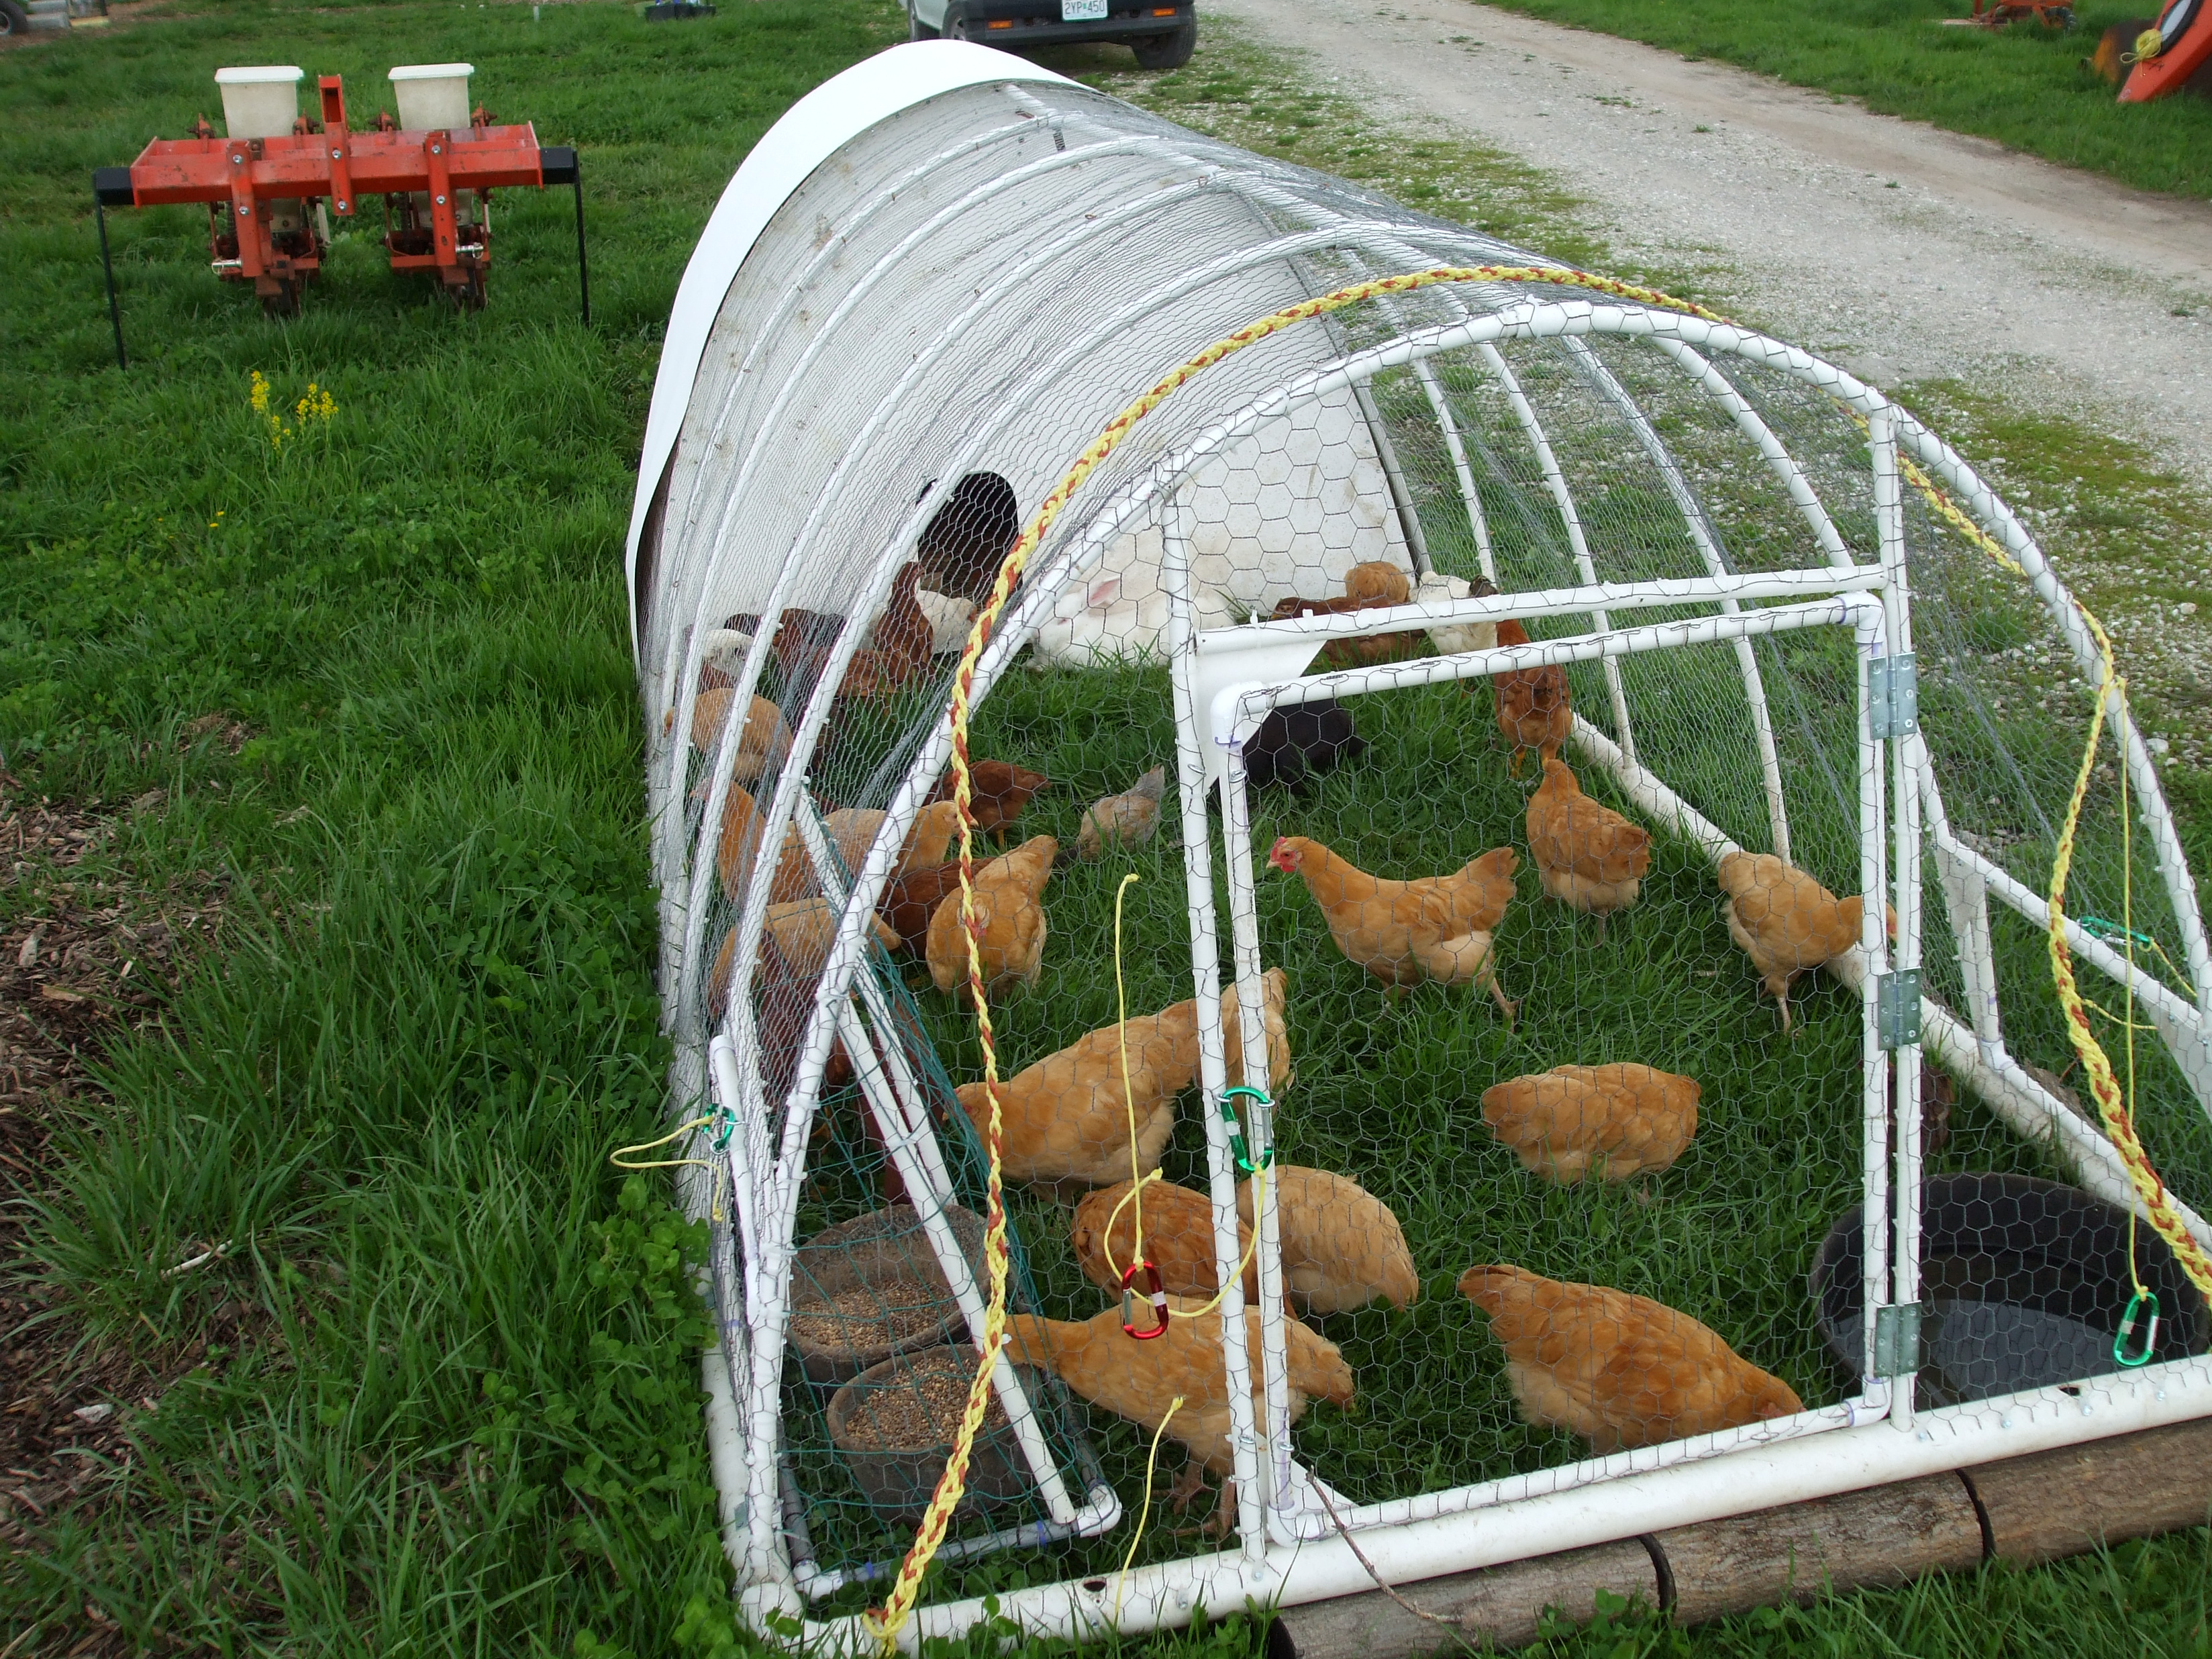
[1130,15,1195,68]
[907,3,938,38]
[0,0,28,35]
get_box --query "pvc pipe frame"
[664,293,2212,1625]
[814,1353,2212,1654]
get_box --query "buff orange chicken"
[1525,758,1650,942]
[1004,1299,1354,1531]
[1717,851,1875,1034]
[1458,1264,1801,1451]
[1480,1064,1700,1183]
[1270,836,1518,1016]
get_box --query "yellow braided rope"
[2048,670,2212,1305]
[1888,434,2212,1304]
[862,261,1696,1654]
[859,261,2209,1651]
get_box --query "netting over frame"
[628,43,2212,1633]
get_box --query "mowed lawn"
[1458,0,2212,198]
[1,3,2209,1657]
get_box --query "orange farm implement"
[91,67,585,367]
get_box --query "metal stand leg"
[571,166,590,325]
[96,199,126,369]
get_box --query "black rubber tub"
[1810,1172,2207,1404]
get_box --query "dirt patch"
[0,774,232,1571]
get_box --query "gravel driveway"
[1207,0,2212,487]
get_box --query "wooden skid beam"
[1270,1417,2212,1657]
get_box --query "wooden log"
[1270,1538,1657,1658]
[1654,1472,1982,1625]
[1964,1415,2212,1565]
[1266,1420,2212,1659]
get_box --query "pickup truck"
[907,0,1197,68]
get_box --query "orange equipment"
[2119,0,2212,99]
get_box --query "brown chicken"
[767,801,962,905]
[1525,758,1650,942]
[711,785,762,901]
[1004,1298,1355,1531]
[950,970,1287,1199]
[769,566,935,707]
[926,760,1049,845]
[952,988,1201,1198]
[1269,561,1422,670]
[878,818,1056,949]
[705,907,892,1097]
[1480,1064,1701,1183]
[1490,618,1572,776]
[1458,1265,1802,1452]
[1717,851,1873,1035]
[1072,1178,1254,1301]
[925,835,1056,995]
[1075,766,1167,861]
[681,689,794,784]
[1269,836,1519,1016]
[1240,1165,1419,1314]
[1266,560,1413,623]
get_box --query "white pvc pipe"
[1873,407,1922,1434]
[808,1354,2212,1652]
[1210,594,1877,749]
[1164,506,1271,1560]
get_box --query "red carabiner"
[1119,1260,1170,1339]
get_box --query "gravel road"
[1208,0,2212,486]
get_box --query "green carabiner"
[712,1103,737,1152]
[2080,916,2158,950]
[1218,1085,1275,1174]
[2113,1289,2160,1368]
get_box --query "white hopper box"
[214,66,303,141]
[629,40,2212,1653]
[388,63,475,133]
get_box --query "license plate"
[1062,0,1107,19]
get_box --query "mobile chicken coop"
[627,42,2212,1652]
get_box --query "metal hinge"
[1873,1303,1924,1378]
[1869,653,1918,740]
[1876,968,1921,1049]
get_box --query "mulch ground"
[0,770,233,1606]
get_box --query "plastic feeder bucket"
[1810,1172,2208,1403]
[825,1345,1041,1521]
[215,66,304,140]
[787,1203,989,1387]
[389,63,475,132]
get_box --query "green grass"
[0,1,906,1653]
[3,3,2209,1656]
[1419,0,2212,199]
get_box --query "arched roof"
[624,42,1072,649]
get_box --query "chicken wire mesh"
[631,48,2212,1630]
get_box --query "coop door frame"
[1174,555,1913,1548]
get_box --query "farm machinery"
[93,64,586,364]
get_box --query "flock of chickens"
[682,546,1884,1531]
